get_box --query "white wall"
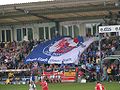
[0,22,55,42]
[0,20,102,42]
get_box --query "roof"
[0,0,119,25]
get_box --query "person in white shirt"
[29,81,37,90]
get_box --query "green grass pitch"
[0,82,120,90]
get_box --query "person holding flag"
[60,61,65,71]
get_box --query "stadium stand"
[0,35,120,84]
[0,0,120,85]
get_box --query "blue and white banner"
[25,36,95,64]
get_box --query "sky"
[0,0,53,5]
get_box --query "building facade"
[0,20,101,42]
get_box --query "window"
[6,30,11,42]
[93,24,97,36]
[23,28,26,38]
[62,26,67,36]
[0,31,2,42]
[68,26,72,37]
[1,30,12,42]
[50,27,56,39]
[2,30,5,42]
[45,27,49,39]
[86,27,91,36]
[86,24,92,36]
[39,27,44,40]
[17,29,22,41]
[28,28,33,40]
[73,25,79,37]
[86,23,100,37]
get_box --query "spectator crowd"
[78,35,120,82]
[0,35,120,83]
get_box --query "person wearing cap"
[95,81,105,90]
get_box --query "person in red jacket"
[95,81,105,90]
[40,78,48,90]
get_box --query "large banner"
[25,36,95,64]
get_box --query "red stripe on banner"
[62,76,76,80]
[42,71,76,82]
[61,76,76,82]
